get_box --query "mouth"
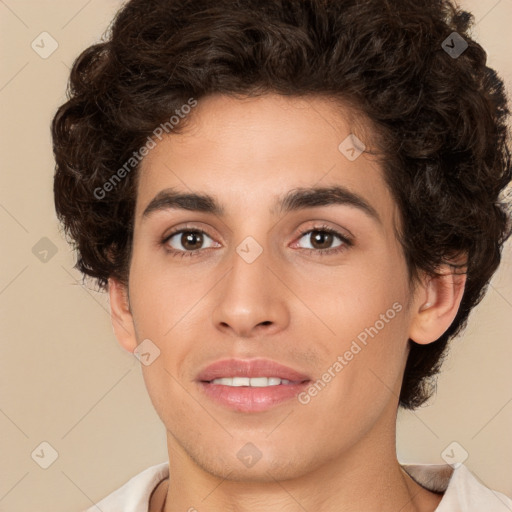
[206,376,303,386]
[196,358,311,413]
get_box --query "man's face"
[125,94,420,480]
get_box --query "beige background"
[0,1,511,510]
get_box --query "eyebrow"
[141,185,381,223]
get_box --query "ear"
[108,277,138,353]
[409,265,467,345]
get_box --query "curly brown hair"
[52,0,512,409]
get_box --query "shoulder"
[82,461,169,512]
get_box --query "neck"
[159,413,442,512]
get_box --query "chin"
[196,446,314,483]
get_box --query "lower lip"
[198,381,310,412]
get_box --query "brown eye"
[180,231,204,250]
[163,229,216,253]
[309,231,335,250]
[297,229,344,251]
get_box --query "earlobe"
[409,267,467,345]
[108,277,138,353]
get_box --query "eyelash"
[160,224,353,259]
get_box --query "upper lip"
[197,358,311,382]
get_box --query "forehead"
[135,94,396,225]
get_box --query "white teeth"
[249,377,271,387]
[210,377,292,387]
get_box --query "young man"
[52,0,512,510]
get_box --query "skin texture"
[109,94,466,512]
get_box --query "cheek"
[128,246,191,338]
[298,302,410,442]
[128,247,201,377]
[310,246,411,394]
[310,251,409,339]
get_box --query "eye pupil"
[182,231,203,250]
[311,231,333,249]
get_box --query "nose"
[211,239,290,339]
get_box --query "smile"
[209,377,294,386]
